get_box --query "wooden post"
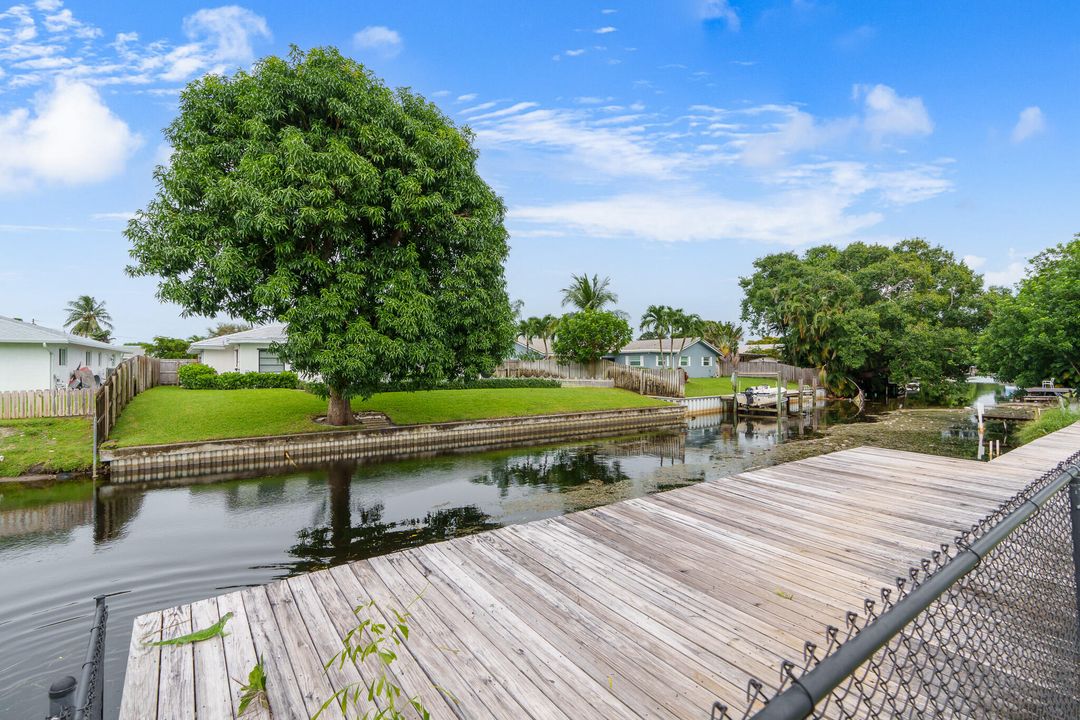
[777,376,783,420]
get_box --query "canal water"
[0,395,1013,718]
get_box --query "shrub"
[178,363,218,389]
[1016,407,1080,445]
[178,364,299,390]
[302,377,560,397]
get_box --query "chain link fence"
[713,451,1080,720]
[48,595,107,720]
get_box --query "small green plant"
[314,599,433,719]
[237,657,269,716]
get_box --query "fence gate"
[156,359,194,386]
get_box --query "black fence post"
[47,676,77,719]
[1069,473,1080,634]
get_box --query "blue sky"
[0,1,1076,342]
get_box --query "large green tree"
[126,47,514,424]
[740,239,989,400]
[977,236,1080,388]
[553,310,632,365]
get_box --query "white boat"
[737,385,780,408]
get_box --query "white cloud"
[601,8,617,14]
[740,109,857,166]
[168,6,271,79]
[511,188,881,246]
[565,48,586,56]
[466,102,539,121]
[701,0,740,30]
[0,5,37,43]
[457,93,478,102]
[353,25,402,57]
[594,26,617,34]
[475,105,684,178]
[984,261,1027,288]
[92,211,136,221]
[0,78,141,191]
[460,101,497,115]
[732,85,933,164]
[42,8,100,38]
[962,254,986,269]
[856,84,933,142]
[1011,106,1045,143]
[0,4,271,88]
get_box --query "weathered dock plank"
[121,424,1080,718]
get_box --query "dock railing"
[713,450,1080,720]
[47,595,107,720]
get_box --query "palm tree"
[701,320,744,361]
[640,305,675,367]
[561,273,618,312]
[538,314,559,357]
[64,295,113,340]
[672,311,703,366]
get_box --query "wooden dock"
[120,424,1080,719]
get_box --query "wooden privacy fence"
[93,355,160,448]
[719,358,819,386]
[0,388,95,419]
[157,358,196,385]
[498,358,685,397]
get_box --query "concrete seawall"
[104,404,686,484]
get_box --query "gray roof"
[189,323,288,350]
[514,335,551,355]
[617,337,720,354]
[0,315,127,351]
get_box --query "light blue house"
[508,335,551,359]
[609,337,722,379]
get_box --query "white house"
[0,315,130,391]
[188,324,290,374]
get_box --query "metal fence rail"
[48,596,107,720]
[713,451,1080,720]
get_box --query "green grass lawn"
[684,376,801,398]
[0,417,92,477]
[108,386,668,448]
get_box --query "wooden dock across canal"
[119,424,1080,719]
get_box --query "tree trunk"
[327,388,354,426]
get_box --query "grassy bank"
[684,376,800,398]
[0,417,92,477]
[1016,407,1080,444]
[108,386,668,448]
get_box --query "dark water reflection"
[0,397,998,718]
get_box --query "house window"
[258,349,285,373]
[679,356,690,368]
[58,348,68,366]
[97,352,102,366]
[657,356,672,368]
[85,351,92,366]
[702,356,713,367]
[627,355,643,368]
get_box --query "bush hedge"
[302,377,561,397]
[178,363,299,390]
